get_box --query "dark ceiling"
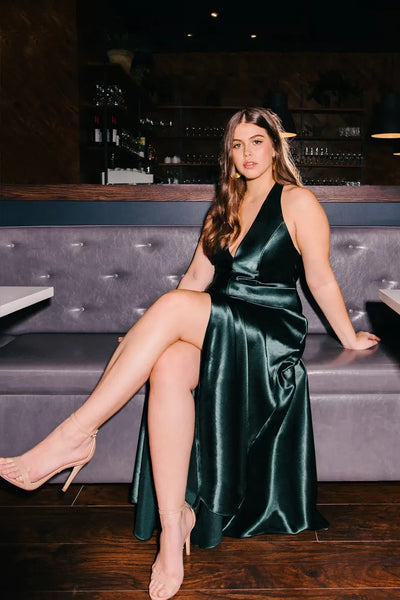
[80,0,400,55]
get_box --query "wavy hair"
[201,106,303,258]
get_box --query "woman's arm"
[290,187,380,350]
[177,239,215,291]
[118,239,214,343]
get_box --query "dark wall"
[0,1,399,185]
[0,0,80,184]
[148,51,400,185]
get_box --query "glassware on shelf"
[299,146,363,166]
[92,84,127,109]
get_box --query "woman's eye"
[232,142,241,149]
[253,139,262,145]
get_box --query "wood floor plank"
[0,506,142,544]
[0,506,317,544]
[317,505,400,541]
[0,480,80,506]
[2,542,400,593]
[74,483,134,506]
[20,590,400,600]
[317,482,400,504]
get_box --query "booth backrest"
[0,225,399,335]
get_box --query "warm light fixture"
[210,11,219,18]
[393,141,400,156]
[250,34,257,39]
[370,92,400,139]
[264,91,297,138]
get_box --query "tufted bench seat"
[0,225,399,484]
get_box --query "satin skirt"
[131,284,328,549]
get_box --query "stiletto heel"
[0,412,98,492]
[149,502,196,600]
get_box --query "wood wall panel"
[0,0,80,184]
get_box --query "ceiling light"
[250,34,257,39]
[210,11,219,18]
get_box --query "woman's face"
[232,121,275,181]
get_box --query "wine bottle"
[111,114,119,145]
[93,114,102,144]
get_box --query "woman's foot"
[0,413,97,491]
[149,503,196,600]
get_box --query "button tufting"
[103,273,119,279]
[347,243,366,250]
[6,242,15,248]
[39,274,51,279]
[71,242,85,247]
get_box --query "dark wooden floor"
[1,481,400,600]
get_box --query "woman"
[0,107,379,600]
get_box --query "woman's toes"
[0,460,21,481]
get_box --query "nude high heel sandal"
[0,412,98,492]
[149,502,196,600]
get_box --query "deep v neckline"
[228,183,277,259]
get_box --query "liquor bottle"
[138,136,146,158]
[147,143,156,172]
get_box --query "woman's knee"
[150,342,200,391]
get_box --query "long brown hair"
[201,106,302,258]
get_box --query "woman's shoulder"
[282,184,322,212]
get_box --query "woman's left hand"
[343,331,381,350]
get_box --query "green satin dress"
[131,182,328,549]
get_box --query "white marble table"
[379,288,400,316]
[0,286,54,317]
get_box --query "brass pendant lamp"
[264,91,297,138]
[370,92,400,139]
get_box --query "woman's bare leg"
[147,341,200,599]
[0,290,210,485]
[149,340,199,510]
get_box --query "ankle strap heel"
[69,412,98,439]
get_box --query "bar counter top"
[1,184,400,203]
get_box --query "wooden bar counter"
[1,184,400,203]
[1,184,399,227]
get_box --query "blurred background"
[1,0,399,185]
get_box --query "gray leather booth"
[0,225,399,484]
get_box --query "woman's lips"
[243,161,256,168]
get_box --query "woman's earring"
[272,156,277,173]
[231,171,241,179]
